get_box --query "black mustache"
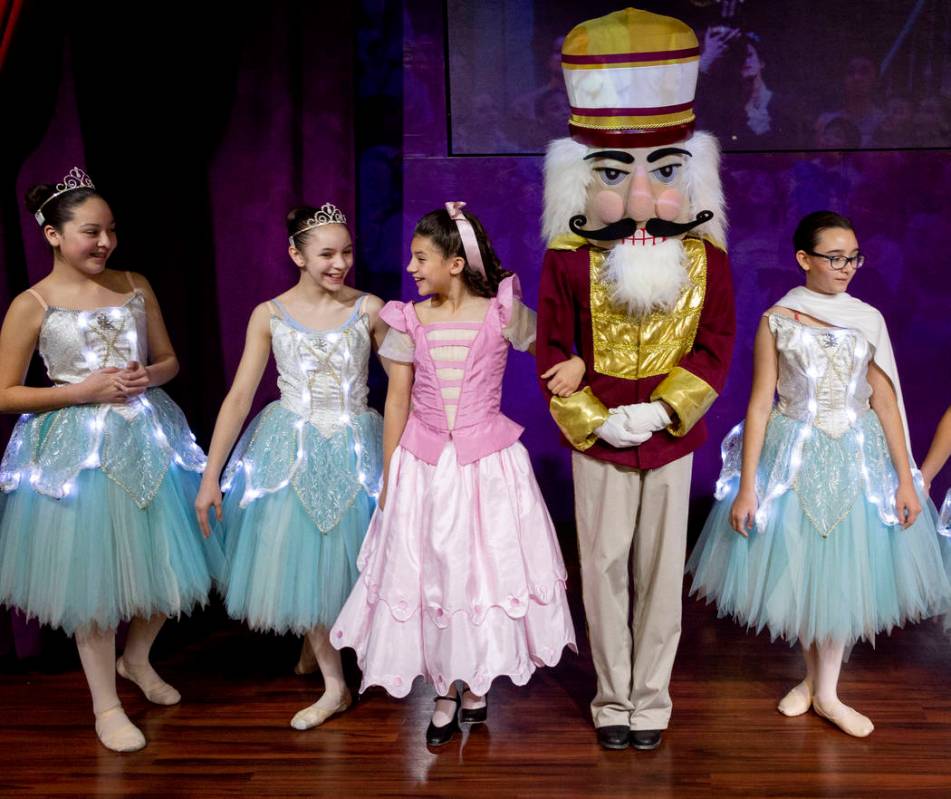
[568,216,636,240]
[645,211,714,238]
[569,211,713,241]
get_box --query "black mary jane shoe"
[459,693,488,724]
[426,694,461,746]
[596,725,630,750]
[630,729,663,750]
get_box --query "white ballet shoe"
[812,698,874,738]
[116,657,181,706]
[294,639,318,675]
[290,689,351,730]
[94,704,146,753]
[778,680,813,717]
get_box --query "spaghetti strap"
[270,298,288,319]
[25,288,49,311]
[355,293,370,318]
[125,271,137,291]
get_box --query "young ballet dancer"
[687,211,951,737]
[0,168,223,752]
[195,203,386,730]
[331,202,580,745]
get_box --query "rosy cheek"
[592,190,624,224]
[655,189,684,221]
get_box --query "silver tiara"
[288,203,348,246]
[34,167,96,226]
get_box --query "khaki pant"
[572,451,693,730]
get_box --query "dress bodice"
[39,291,148,385]
[270,298,372,436]
[769,313,872,438]
[410,312,512,435]
[714,311,897,534]
[1,288,205,506]
[218,297,382,526]
[377,275,534,465]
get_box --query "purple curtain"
[0,2,355,659]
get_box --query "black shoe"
[630,729,663,750]
[459,694,488,724]
[596,725,630,750]
[426,694,461,746]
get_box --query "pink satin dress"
[331,276,576,698]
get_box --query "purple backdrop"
[1,4,355,659]
[403,1,951,524]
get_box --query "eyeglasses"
[806,250,865,271]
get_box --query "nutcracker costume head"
[542,7,726,316]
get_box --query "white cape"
[774,286,914,461]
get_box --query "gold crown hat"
[561,7,700,147]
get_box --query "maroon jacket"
[536,237,735,470]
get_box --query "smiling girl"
[0,168,222,752]
[195,203,386,731]
[687,211,951,738]
[331,203,580,747]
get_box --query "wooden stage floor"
[2,581,951,798]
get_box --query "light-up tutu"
[0,291,223,634]
[220,300,381,634]
[687,313,951,646]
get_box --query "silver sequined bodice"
[271,302,371,436]
[38,291,148,385]
[770,313,872,438]
[1,289,206,506]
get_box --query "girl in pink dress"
[331,203,579,745]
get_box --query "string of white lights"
[7,306,202,500]
[753,323,817,530]
[237,321,379,507]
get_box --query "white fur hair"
[542,137,591,244]
[682,130,727,250]
[540,130,728,250]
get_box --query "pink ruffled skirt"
[331,441,576,698]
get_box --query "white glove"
[595,413,652,448]
[614,401,671,436]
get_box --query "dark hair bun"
[24,184,57,215]
[287,206,319,237]
[24,182,102,230]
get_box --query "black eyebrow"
[583,150,635,163]
[646,147,692,162]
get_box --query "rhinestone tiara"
[34,167,96,226]
[289,202,348,246]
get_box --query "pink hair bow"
[445,201,486,278]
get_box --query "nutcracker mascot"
[536,7,736,751]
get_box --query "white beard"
[602,238,691,317]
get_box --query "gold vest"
[589,238,707,380]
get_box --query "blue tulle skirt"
[219,403,382,634]
[0,465,224,635]
[222,475,374,634]
[688,412,951,647]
